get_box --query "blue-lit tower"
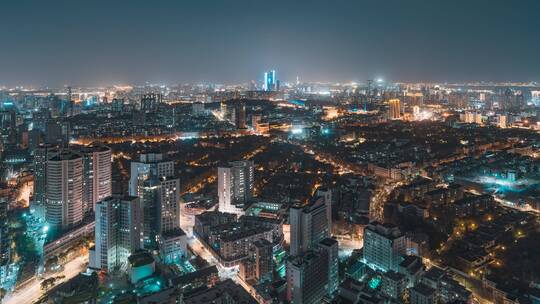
[264,70,277,91]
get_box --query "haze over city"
[1,0,540,86]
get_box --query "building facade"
[91,196,142,271]
[46,150,84,232]
[218,160,254,215]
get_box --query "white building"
[129,153,175,197]
[81,144,111,214]
[90,196,143,271]
[159,228,188,264]
[363,221,406,272]
[46,150,84,232]
[218,160,254,215]
[157,177,181,234]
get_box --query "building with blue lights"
[263,70,278,91]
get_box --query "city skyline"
[2,2,540,303]
[1,0,540,86]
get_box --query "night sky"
[1,0,539,86]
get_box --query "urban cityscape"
[1,1,540,304]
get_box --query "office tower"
[31,108,49,135]
[363,221,406,272]
[91,196,142,271]
[140,178,160,247]
[218,160,254,215]
[32,144,58,219]
[286,251,329,304]
[254,239,273,283]
[319,238,339,296]
[263,70,277,91]
[46,150,84,233]
[289,197,331,256]
[81,144,112,214]
[129,153,174,197]
[140,93,162,113]
[0,197,10,267]
[129,153,179,248]
[388,99,401,120]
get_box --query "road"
[188,237,238,280]
[4,255,88,304]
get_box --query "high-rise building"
[218,160,254,215]
[91,196,143,271]
[319,238,339,296]
[129,153,174,197]
[140,178,160,248]
[81,144,112,214]
[32,144,58,219]
[0,197,10,267]
[46,150,84,233]
[263,70,277,91]
[32,108,50,134]
[157,177,181,234]
[253,239,274,283]
[289,196,331,256]
[140,93,163,113]
[388,99,401,120]
[286,251,329,304]
[363,221,406,272]
[129,153,179,248]
[234,101,247,129]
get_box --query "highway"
[4,255,88,304]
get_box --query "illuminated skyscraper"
[91,196,143,271]
[263,70,277,91]
[319,238,339,296]
[363,221,406,272]
[289,196,331,257]
[46,150,84,233]
[129,153,180,248]
[81,144,112,214]
[129,153,174,197]
[32,144,58,219]
[218,160,254,215]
